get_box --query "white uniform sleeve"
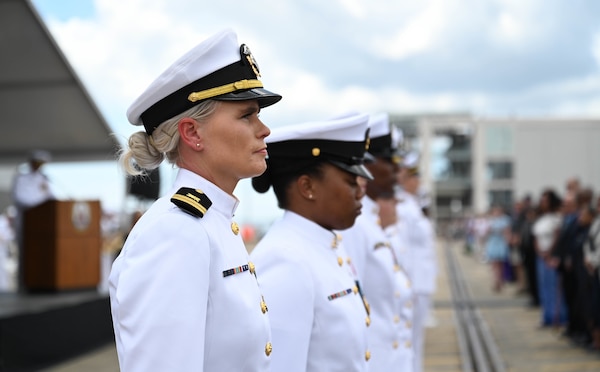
[111,216,210,372]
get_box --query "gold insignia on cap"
[188,79,264,103]
[265,342,272,356]
[365,350,371,361]
[365,137,371,150]
[241,44,261,78]
[312,147,320,156]
[337,257,343,267]
[231,221,239,235]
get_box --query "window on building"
[489,190,513,210]
[487,161,513,180]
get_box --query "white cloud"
[35,0,600,138]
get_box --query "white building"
[391,114,600,222]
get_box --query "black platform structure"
[0,291,114,372]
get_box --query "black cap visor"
[329,160,373,180]
[213,87,282,108]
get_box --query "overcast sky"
[28,0,600,223]
[32,0,600,141]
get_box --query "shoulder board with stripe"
[170,187,212,218]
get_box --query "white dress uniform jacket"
[11,169,54,210]
[251,211,370,372]
[341,196,414,371]
[396,190,437,372]
[109,169,271,372]
[396,191,437,295]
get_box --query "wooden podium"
[23,200,102,291]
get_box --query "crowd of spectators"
[465,177,600,353]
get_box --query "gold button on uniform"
[248,261,256,275]
[405,340,412,348]
[260,299,268,314]
[337,257,343,266]
[394,291,401,298]
[231,221,239,235]
[393,315,400,323]
[393,340,399,349]
[265,342,272,356]
[394,264,400,272]
[352,286,359,294]
[365,350,371,361]
[366,316,371,327]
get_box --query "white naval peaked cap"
[29,149,51,163]
[266,111,370,144]
[366,112,398,161]
[127,28,282,135]
[402,151,420,175]
[391,126,403,148]
[252,112,373,193]
[367,112,390,138]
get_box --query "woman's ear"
[178,118,203,151]
[296,174,316,201]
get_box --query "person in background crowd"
[554,191,583,340]
[584,195,600,352]
[567,204,595,348]
[532,189,566,328]
[250,113,372,372]
[10,149,55,292]
[473,212,491,263]
[109,29,282,371]
[484,205,512,292]
[342,113,415,371]
[566,177,581,198]
[520,203,540,307]
[510,199,528,294]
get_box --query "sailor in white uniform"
[10,149,55,291]
[109,29,282,372]
[250,113,373,372]
[341,113,415,371]
[396,152,437,372]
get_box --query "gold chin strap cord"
[187,79,263,102]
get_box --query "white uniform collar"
[282,210,339,247]
[173,169,240,217]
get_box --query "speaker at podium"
[22,199,102,291]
